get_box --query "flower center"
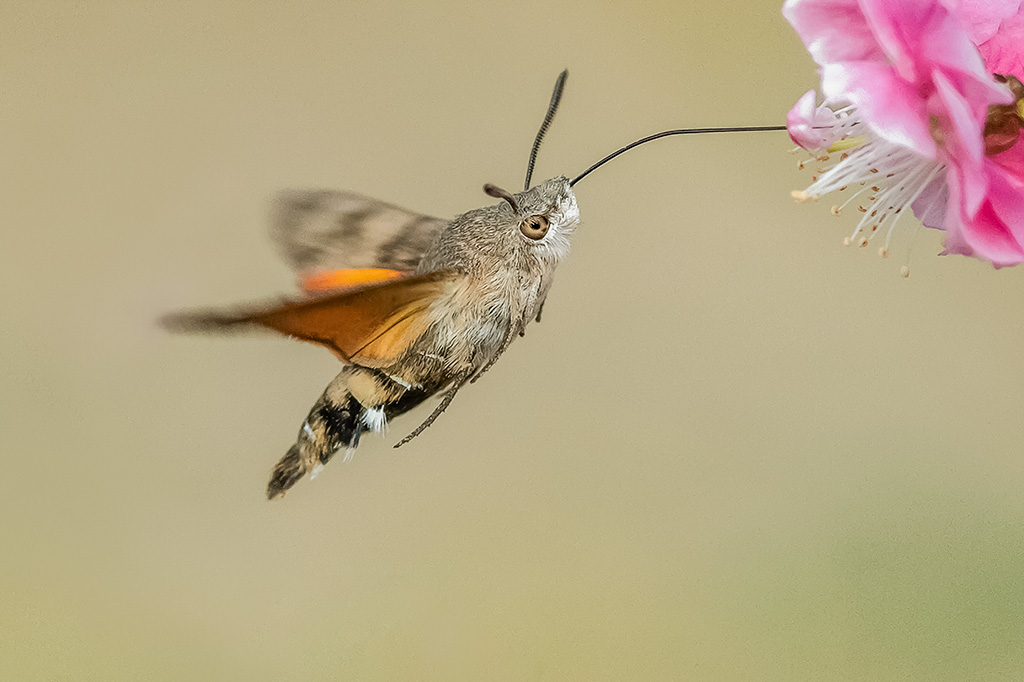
[984,74,1024,156]
[791,106,945,268]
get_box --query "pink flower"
[784,0,1024,269]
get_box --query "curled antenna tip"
[483,183,519,213]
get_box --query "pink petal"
[985,162,1024,251]
[978,9,1024,78]
[859,0,943,81]
[866,0,1009,104]
[946,161,1024,265]
[821,61,936,157]
[958,0,1021,44]
[783,0,881,65]
[787,90,840,149]
[911,173,951,230]
[939,167,976,256]
[960,0,1024,77]
[932,69,988,215]
[960,201,1024,266]
[856,0,994,90]
[942,64,1017,109]
[922,14,1002,90]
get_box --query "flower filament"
[793,107,946,256]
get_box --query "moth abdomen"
[312,396,364,464]
[267,375,365,500]
[266,365,438,499]
[265,445,305,499]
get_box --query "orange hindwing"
[165,270,457,365]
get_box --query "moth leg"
[521,300,543,336]
[533,274,554,325]
[520,298,544,337]
[471,323,521,385]
[393,372,472,448]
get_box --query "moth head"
[483,177,579,262]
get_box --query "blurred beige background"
[3,1,1024,680]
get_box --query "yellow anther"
[827,135,867,152]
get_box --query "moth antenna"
[483,183,520,213]
[393,373,471,448]
[524,69,568,190]
[570,125,788,186]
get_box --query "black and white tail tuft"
[266,381,365,500]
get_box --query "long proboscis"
[570,125,788,186]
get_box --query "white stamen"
[793,105,946,271]
[833,184,875,219]
[342,446,357,463]
[880,165,945,252]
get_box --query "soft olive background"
[3,1,1024,680]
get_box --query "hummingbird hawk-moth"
[166,71,784,499]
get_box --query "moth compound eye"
[520,215,549,241]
